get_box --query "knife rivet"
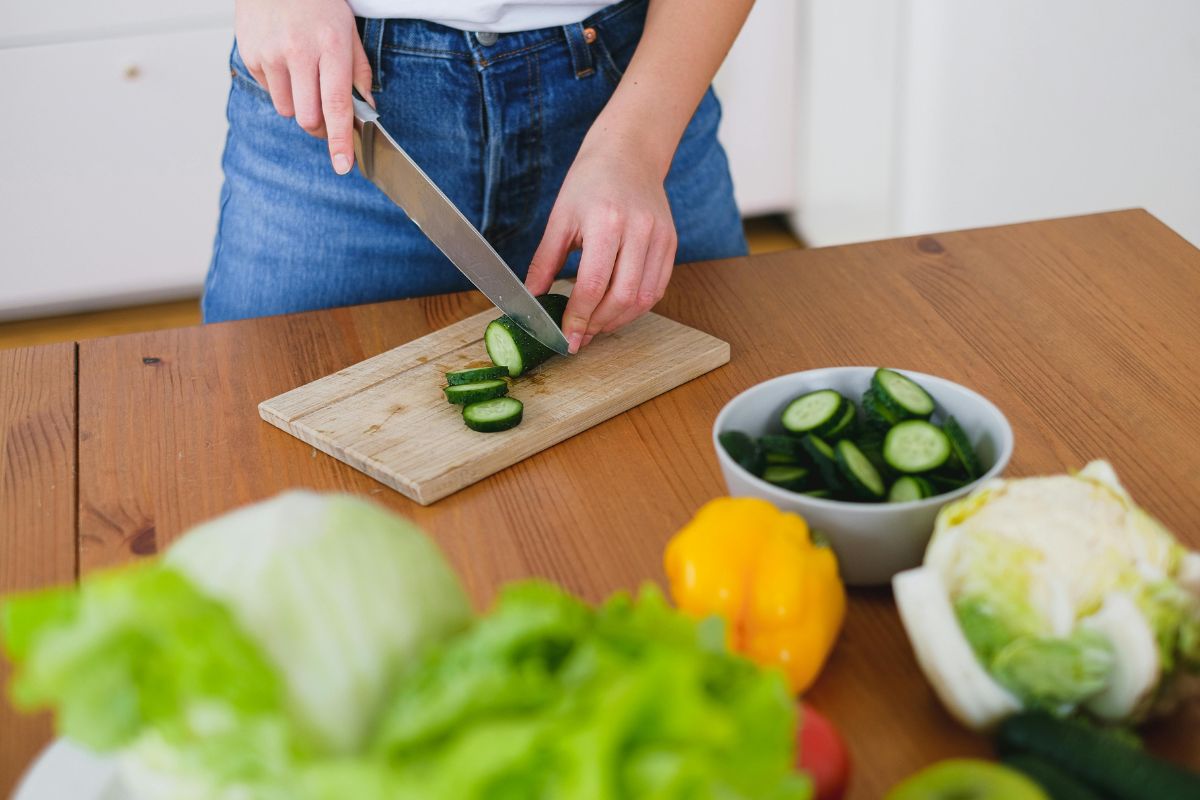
[123,64,142,80]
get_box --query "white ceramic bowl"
[712,367,1013,586]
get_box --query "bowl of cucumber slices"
[713,367,1013,585]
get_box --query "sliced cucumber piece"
[928,474,971,495]
[763,465,810,491]
[835,439,886,500]
[884,420,952,473]
[822,399,858,439]
[943,415,983,480]
[888,475,934,503]
[801,434,844,491]
[719,431,765,477]
[872,368,935,418]
[443,379,508,405]
[759,434,805,463]
[484,294,568,377]
[781,390,847,436]
[462,397,524,432]
[446,365,509,386]
[862,388,902,430]
[802,489,834,500]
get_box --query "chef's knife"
[351,96,570,355]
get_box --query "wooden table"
[3,210,1199,797]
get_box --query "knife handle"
[352,94,379,128]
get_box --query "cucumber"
[862,388,903,430]
[872,368,935,419]
[883,420,951,473]
[720,431,765,477]
[888,475,934,503]
[855,430,892,478]
[928,474,971,495]
[484,294,569,377]
[802,489,834,499]
[759,434,806,464]
[763,465,810,491]
[781,390,848,436]
[822,399,858,439]
[1002,753,1105,800]
[462,397,524,432]
[446,365,509,385]
[997,711,1200,800]
[801,435,844,491]
[443,379,508,405]
[943,415,983,480]
[835,440,886,500]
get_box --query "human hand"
[525,138,677,354]
[235,0,374,174]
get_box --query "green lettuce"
[3,494,810,799]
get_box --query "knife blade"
[351,96,570,355]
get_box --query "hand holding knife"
[352,96,571,356]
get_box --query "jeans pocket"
[591,28,638,87]
[229,41,272,101]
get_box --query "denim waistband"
[357,0,646,70]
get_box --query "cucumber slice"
[862,388,902,430]
[462,397,524,432]
[443,379,508,405]
[802,489,834,500]
[719,431,765,477]
[759,434,805,463]
[942,415,983,479]
[884,420,952,473]
[802,434,844,491]
[446,365,509,386]
[781,390,847,436]
[822,399,858,439]
[872,368,935,418]
[835,440,886,500]
[763,465,810,491]
[484,294,569,377]
[928,474,971,495]
[888,475,934,503]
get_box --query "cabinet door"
[1,2,229,46]
[0,27,233,318]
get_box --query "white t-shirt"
[346,1,612,32]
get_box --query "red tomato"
[797,703,851,800]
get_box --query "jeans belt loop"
[563,22,595,79]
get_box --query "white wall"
[793,0,1200,248]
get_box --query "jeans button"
[476,31,499,46]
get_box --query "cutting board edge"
[259,400,427,502]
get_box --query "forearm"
[583,0,755,177]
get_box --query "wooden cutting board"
[259,284,730,504]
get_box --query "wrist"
[581,102,682,181]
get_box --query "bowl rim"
[712,366,1014,514]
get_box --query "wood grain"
[0,343,77,797]
[261,283,729,504]
[57,209,1200,797]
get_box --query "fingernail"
[333,154,351,175]
[567,331,583,354]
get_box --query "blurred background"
[2,0,1198,343]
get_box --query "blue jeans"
[203,0,747,323]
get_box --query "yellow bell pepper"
[663,497,846,693]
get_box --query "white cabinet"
[714,0,801,217]
[0,26,233,319]
[791,0,1200,248]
